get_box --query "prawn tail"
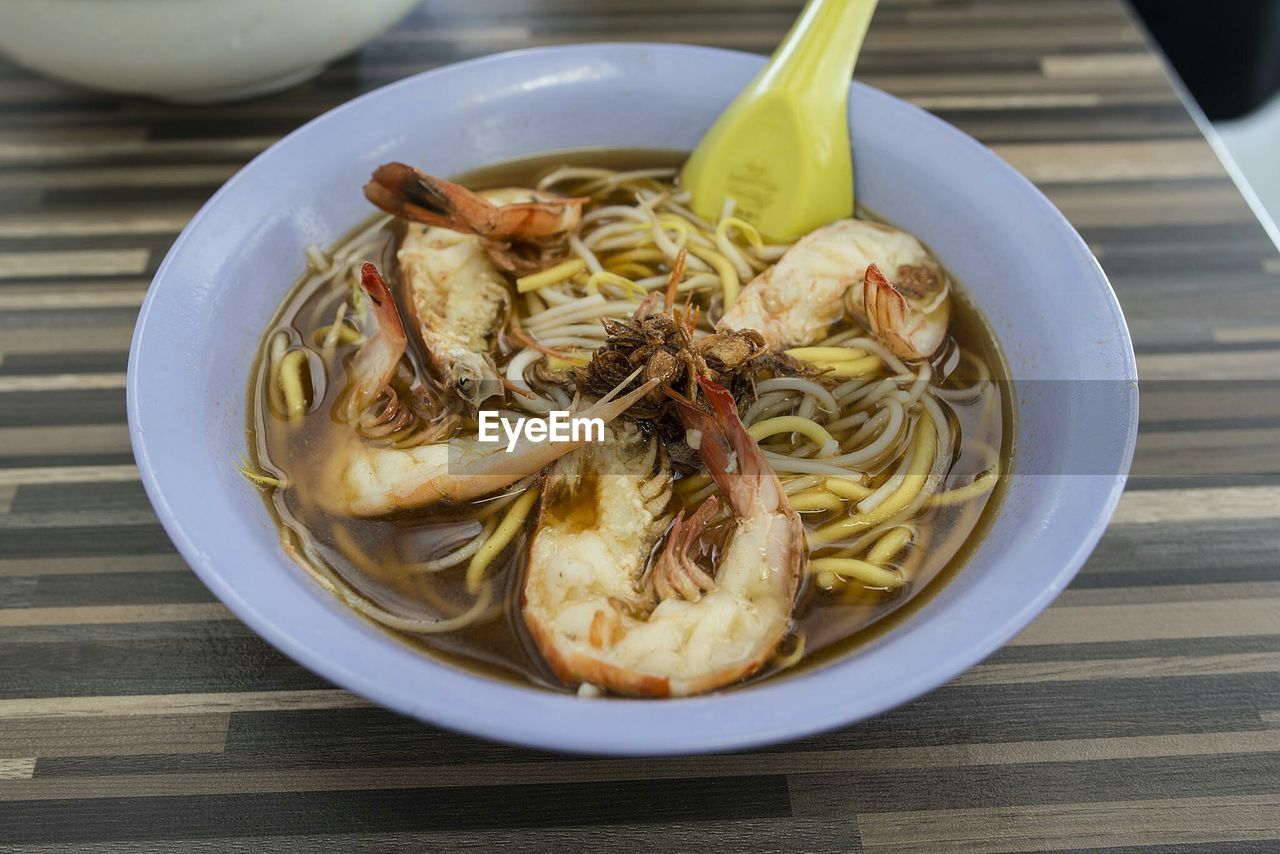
[347,262,408,413]
[863,263,915,360]
[358,262,407,343]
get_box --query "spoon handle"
[680,0,879,243]
[760,0,878,105]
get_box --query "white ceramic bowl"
[128,44,1138,755]
[0,0,418,102]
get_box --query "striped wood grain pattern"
[0,0,1277,849]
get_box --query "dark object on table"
[1130,0,1280,120]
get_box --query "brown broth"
[247,148,1014,694]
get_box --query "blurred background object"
[0,0,419,102]
[1129,0,1280,121]
[1131,0,1280,231]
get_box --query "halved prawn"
[522,377,805,697]
[718,218,950,359]
[364,163,588,407]
[396,223,511,407]
[322,263,655,517]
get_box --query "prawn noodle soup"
[246,149,1011,698]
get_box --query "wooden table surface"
[2,0,1279,850]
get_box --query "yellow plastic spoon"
[680,0,879,244]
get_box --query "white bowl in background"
[128,44,1138,755]
[0,0,419,102]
